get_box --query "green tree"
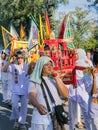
[0,0,68,34]
[83,37,98,50]
[0,0,68,47]
[94,25,98,40]
[70,7,91,48]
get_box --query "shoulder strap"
[41,82,53,119]
[42,77,55,104]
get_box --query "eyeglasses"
[14,69,18,84]
[17,56,24,60]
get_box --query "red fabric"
[58,17,66,39]
[73,66,86,86]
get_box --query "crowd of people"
[0,46,98,130]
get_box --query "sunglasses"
[17,56,24,59]
[14,69,18,84]
[1,52,6,55]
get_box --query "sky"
[55,0,98,21]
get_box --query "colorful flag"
[64,16,71,39]
[10,24,19,38]
[28,15,39,51]
[39,14,44,47]
[45,11,51,39]
[64,16,75,50]
[20,24,26,39]
[1,26,13,49]
[58,16,66,39]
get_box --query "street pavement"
[0,81,85,130]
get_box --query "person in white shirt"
[83,51,98,130]
[68,48,91,130]
[1,49,9,103]
[3,50,29,130]
[28,56,69,130]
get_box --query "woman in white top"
[28,56,69,130]
[83,51,98,130]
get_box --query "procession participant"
[1,49,9,103]
[7,55,17,106]
[68,48,91,130]
[86,50,93,67]
[2,50,29,130]
[28,56,69,130]
[83,51,98,130]
[27,61,36,76]
[76,50,94,129]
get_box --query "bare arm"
[28,92,47,115]
[2,62,11,72]
[54,77,69,98]
[91,68,97,95]
[2,57,14,72]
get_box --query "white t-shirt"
[28,76,62,125]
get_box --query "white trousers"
[91,118,98,130]
[1,80,8,101]
[77,104,81,123]
[68,99,91,130]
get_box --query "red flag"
[45,11,51,39]
[58,16,66,39]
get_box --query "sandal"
[76,122,84,129]
[81,118,85,125]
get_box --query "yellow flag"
[39,15,43,48]
[1,26,13,49]
[20,24,26,39]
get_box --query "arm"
[91,69,97,95]
[28,82,47,115]
[2,57,14,72]
[2,62,11,72]
[54,77,69,98]
[28,92,47,115]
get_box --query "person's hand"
[85,60,91,67]
[52,72,59,78]
[10,56,16,63]
[37,104,47,115]
[92,68,98,78]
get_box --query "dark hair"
[93,52,98,65]
[86,50,90,53]
[14,50,23,57]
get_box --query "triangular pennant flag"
[39,14,44,48]
[45,11,51,39]
[28,15,39,51]
[1,26,13,49]
[10,24,19,38]
[58,16,66,39]
[20,24,26,39]
[64,16,75,50]
[64,16,71,39]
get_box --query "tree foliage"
[69,7,91,49]
[0,0,67,32]
[0,0,68,46]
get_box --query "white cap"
[2,49,9,55]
